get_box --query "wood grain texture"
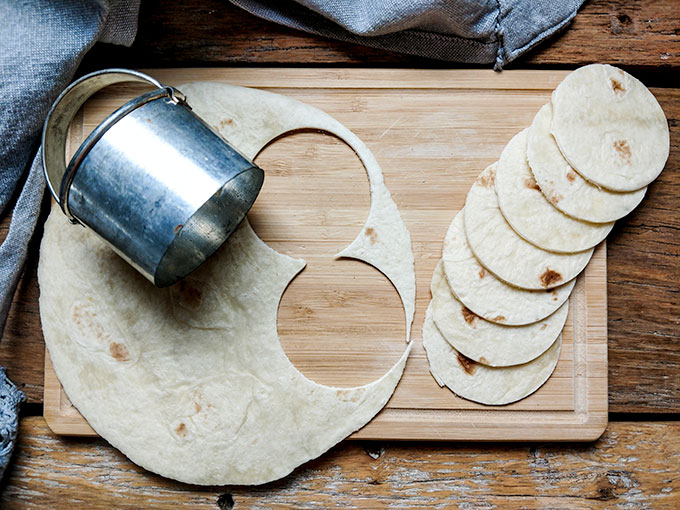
[606,89,680,413]
[522,0,680,70]
[0,214,47,404]
[1,417,678,509]
[79,0,680,72]
[40,69,606,441]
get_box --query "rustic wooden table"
[1,1,678,508]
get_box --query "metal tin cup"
[42,69,264,287]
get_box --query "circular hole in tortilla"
[250,129,370,257]
[251,130,405,386]
[278,258,406,387]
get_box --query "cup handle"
[41,69,166,218]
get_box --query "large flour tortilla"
[39,83,415,485]
[464,164,593,289]
[423,304,561,406]
[431,261,567,366]
[551,64,669,192]
[495,129,613,253]
[442,210,574,325]
[528,103,646,223]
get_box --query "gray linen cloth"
[0,0,140,479]
[230,0,585,68]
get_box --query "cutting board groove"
[44,68,607,441]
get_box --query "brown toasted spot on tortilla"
[174,224,183,234]
[614,140,632,163]
[219,118,234,128]
[525,176,541,191]
[364,227,378,245]
[72,305,92,332]
[552,289,559,301]
[177,281,202,310]
[461,307,478,326]
[566,171,577,182]
[479,357,488,365]
[175,422,188,437]
[109,342,130,362]
[541,323,548,330]
[494,315,506,323]
[550,193,563,204]
[73,306,94,329]
[457,352,477,375]
[194,402,202,413]
[478,268,486,279]
[610,78,625,95]
[540,268,563,287]
[478,168,495,188]
[71,304,112,347]
[336,388,361,402]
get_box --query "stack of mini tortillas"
[424,64,669,405]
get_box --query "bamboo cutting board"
[44,68,607,441]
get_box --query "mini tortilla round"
[442,209,574,325]
[528,103,646,223]
[551,64,669,191]
[431,260,568,367]
[464,163,593,290]
[422,303,562,406]
[495,129,613,253]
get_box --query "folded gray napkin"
[231,0,585,69]
[0,0,140,479]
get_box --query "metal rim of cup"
[59,87,187,224]
[42,69,172,220]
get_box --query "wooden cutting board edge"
[42,68,608,442]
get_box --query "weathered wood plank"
[80,0,680,71]
[0,214,46,403]
[1,417,677,509]
[606,89,680,413]
[522,0,680,70]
